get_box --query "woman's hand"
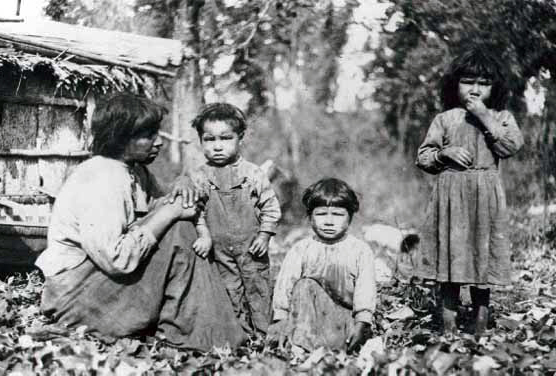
[167,199,200,220]
[166,175,207,208]
[189,167,212,195]
[192,236,212,258]
[249,232,271,257]
[136,199,200,241]
[438,146,473,169]
[346,321,372,354]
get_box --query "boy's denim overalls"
[204,167,272,335]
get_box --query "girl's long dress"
[416,108,523,285]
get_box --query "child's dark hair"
[441,46,509,111]
[91,94,167,158]
[191,102,248,139]
[302,178,360,220]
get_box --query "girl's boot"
[470,286,490,337]
[440,283,460,336]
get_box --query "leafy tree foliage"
[45,0,136,31]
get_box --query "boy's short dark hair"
[191,102,247,139]
[91,94,167,158]
[302,178,360,220]
[441,45,509,111]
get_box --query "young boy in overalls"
[189,103,281,337]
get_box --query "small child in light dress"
[416,46,523,336]
[190,103,281,337]
[268,178,376,353]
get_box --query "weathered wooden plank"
[0,103,37,149]
[0,94,86,108]
[0,150,90,157]
[0,158,40,194]
[0,199,50,227]
[37,104,85,151]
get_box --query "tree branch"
[236,0,274,49]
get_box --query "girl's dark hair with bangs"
[91,94,167,158]
[302,178,360,220]
[441,46,509,111]
[191,102,248,139]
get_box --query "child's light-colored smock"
[273,234,377,324]
[416,108,523,285]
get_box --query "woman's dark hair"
[91,94,167,158]
[191,102,247,139]
[441,46,509,111]
[302,178,360,220]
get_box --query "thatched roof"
[0,19,188,96]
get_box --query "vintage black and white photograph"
[0,0,555,374]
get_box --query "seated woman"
[268,178,377,353]
[35,94,246,350]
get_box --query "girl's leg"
[470,286,490,336]
[440,282,460,335]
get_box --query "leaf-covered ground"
[1,244,555,375]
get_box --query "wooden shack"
[0,19,184,266]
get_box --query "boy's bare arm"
[192,215,212,258]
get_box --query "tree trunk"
[271,60,305,176]
[170,0,204,174]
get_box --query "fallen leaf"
[529,307,550,321]
[522,340,551,352]
[430,352,459,375]
[297,346,326,371]
[497,318,520,330]
[517,355,539,370]
[113,360,145,376]
[506,313,526,321]
[488,349,513,365]
[17,335,35,349]
[55,355,90,373]
[386,306,415,321]
[472,355,500,376]
[542,350,556,370]
[356,336,385,371]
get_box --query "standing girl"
[416,47,523,336]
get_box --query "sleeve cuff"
[433,150,444,166]
[273,309,288,321]
[259,221,278,234]
[486,128,502,143]
[131,225,158,250]
[354,310,373,324]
